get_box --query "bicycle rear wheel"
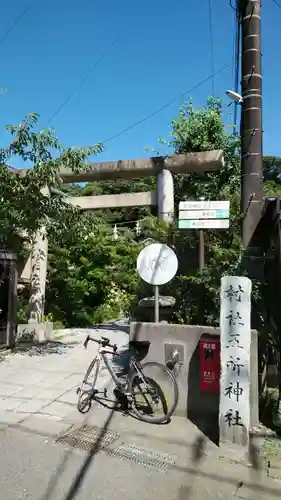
[128,361,179,424]
[77,357,100,413]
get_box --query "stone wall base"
[16,322,53,343]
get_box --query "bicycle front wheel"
[128,361,179,424]
[77,357,100,413]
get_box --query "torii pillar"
[28,187,49,325]
[157,169,174,223]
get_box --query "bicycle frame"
[90,344,148,394]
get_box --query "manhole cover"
[109,442,175,472]
[57,425,119,452]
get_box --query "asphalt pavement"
[0,321,280,499]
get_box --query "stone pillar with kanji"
[219,276,252,446]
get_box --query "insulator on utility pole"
[136,221,141,237]
[113,224,118,240]
[240,0,263,248]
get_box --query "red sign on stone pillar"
[199,338,220,393]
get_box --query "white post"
[219,276,252,446]
[157,169,174,223]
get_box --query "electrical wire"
[0,0,36,46]
[47,38,118,125]
[102,62,230,145]
[272,0,281,10]
[208,0,215,95]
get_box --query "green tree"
[40,99,281,334]
[263,156,281,183]
[137,99,281,326]
[142,99,281,427]
[139,98,241,325]
[46,226,141,326]
[0,112,103,253]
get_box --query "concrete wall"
[130,322,259,444]
[17,322,54,343]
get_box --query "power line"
[208,0,215,95]
[272,0,281,10]
[0,0,36,46]
[47,38,118,125]
[102,63,230,145]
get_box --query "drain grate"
[57,425,119,452]
[57,425,176,472]
[108,443,175,473]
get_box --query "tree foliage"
[61,177,157,225]
[263,156,281,183]
[3,103,281,330]
[46,227,141,326]
[46,98,281,327]
[133,99,281,326]
[146,98,242,325]
[0,112,103,252]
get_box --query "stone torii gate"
[61,150,224,222]
[22,150,224,332]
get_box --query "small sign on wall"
[199,338,220,392]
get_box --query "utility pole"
[199,229,205,272]
[239,0,263,248]
[199,197,205,272]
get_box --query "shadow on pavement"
[63,407,116,500]
[90,320,129,335]
[33,405,281,500]
[187,342,219,445]
[40,406,116,500]
[34,319,280,499]
[93,394,171,425]
[9,340,79,357]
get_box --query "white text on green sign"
[178,219,229,229]
[179,209,229,220]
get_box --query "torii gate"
[21,150,224,326]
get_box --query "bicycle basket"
[129,340,150,362]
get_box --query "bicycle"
[76,335,179,424]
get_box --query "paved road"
[0,321,280,499]
[1,408,280,500]
[0,322,129,423]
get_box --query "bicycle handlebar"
[83,335,117,352]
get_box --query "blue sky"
[1,0,280,169]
